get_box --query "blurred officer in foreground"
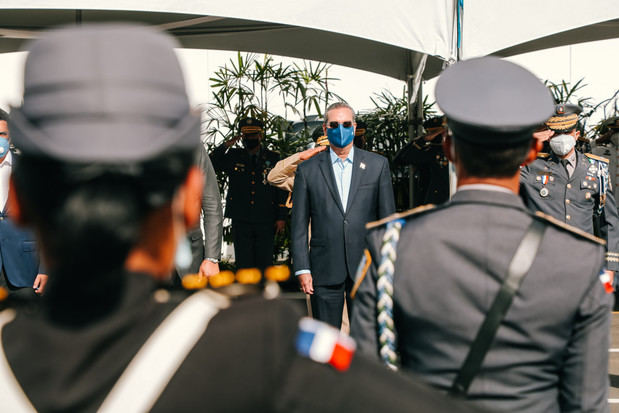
[0,24,486,413]
[520,104,619,280]
[210,117,287,271]
[351,57,612,412]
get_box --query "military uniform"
[520,114,619,272]
[591,116,619,206]
[393,116,450,206]
[210,120,288,270]
[351,191,612,412]
[351,57,613,412]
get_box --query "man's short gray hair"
[324,102,355,123]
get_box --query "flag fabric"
[599,269,614,294]
[295,317,356,371]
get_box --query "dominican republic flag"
[599,269,614,294]
[296,317,356,371]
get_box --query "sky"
[1,38,618,126]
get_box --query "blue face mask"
[327,124,354,148]
[0,139,9,158]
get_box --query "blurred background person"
[210,117,287,271]
[0,109,46,297]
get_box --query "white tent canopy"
[0,0,454,80]
[462,0,619,59]
[1,1,618,79]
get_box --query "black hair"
[454,137,531,178]
[0,108,9,123]
[12,150,194,304]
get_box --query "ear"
[322,123,327,136]
[573,129,580,140]
[442,134,455,163]
[181,166,204,229]
[522,138,542,166]
[6,177,27,226]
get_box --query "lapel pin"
[360,162,366,170]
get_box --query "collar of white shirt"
[0,151,13,168]
[329,145,354,164]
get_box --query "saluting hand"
[225,135,242,148]
[298,273,314,295]
[299,145,327,161]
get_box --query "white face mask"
[549,134,576,156]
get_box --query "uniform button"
[565,199,570,204]
[567,183,572,189]
[566,214,571,220]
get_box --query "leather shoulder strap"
[98,290,229,413]
[0,309,36,412]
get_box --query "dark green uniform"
[210,144,287,270]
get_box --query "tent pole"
[407,76,423,209]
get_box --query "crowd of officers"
[0,22,618,412]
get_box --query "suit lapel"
[345,149,364,214]
[319,151,345,215]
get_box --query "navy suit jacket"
[0,213,41,288]
[291,148,395,286]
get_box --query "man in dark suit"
[0,109,46,297]
[210,118,287,271]
[351,57,612,412]
[291,102,395,328]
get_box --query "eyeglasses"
[327,121,353,129]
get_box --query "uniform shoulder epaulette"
[537,152,550,159]
[585,153,609,163]
[365,204,436,230]
[533,211,605,245]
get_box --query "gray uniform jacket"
[520,151,619,271]
[351,189,612,412]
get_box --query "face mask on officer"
[326,121,355,148]
[243,134,261,150]
[549,133,576,156]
